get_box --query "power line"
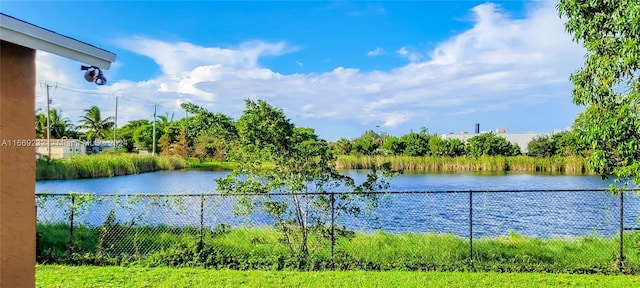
[39,81,191,109]
[36,81,191,131]
[51,84,114,97]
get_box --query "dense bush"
[333,130,591,160]
[466,133,520,157]
[527,131,589,158]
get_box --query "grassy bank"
[37,265,640,288]
[36,154,188,180]
[37,223,639,274]
[336,155,592,174]
[187,158,235,170]
[180,156,592,174]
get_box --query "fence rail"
[35,189,640,271]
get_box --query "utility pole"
[45,84,54,159]
[152,103,157,156]
[113,95,118,150]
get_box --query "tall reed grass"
[36,154,188,180]
[335,155,592,174]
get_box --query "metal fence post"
[619,190,624,270]
[331,192,336,270]
[68,194,75,253]
[469,190,473,268]
[199,194,204,252]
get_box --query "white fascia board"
[0,13,116,69]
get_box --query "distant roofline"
[0,13,116,68]
[441,128,570,136]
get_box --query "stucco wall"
[0,40,36,288]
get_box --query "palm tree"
[36,113,46,139]
[77,106,114,145]
[35,109,74,139]
[50,109,74,139]
[157,112,175,131]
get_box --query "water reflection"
[36,170,640,238]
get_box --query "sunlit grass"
[36,265,640,288]
[36,154,188,180]
[336,155,592,174]
[187,158,235,170]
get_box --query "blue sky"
[2,1,586,140]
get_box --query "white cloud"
[36,51,74,85]
[367,47,385,56]
[381,112,413,127]
[396,46,422,62]
[34,1,586,140]
[116,37,295,74]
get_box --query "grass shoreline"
[36,154,188,180]
[36,154,593,181]
[187,158,235,170]
[336,155,593,175]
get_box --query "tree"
[167,127,191,158]
[118,120,150,152]
[527,131,588,158]
[181,102,237,146]
[444,138,466,157]
[558,0,640,183]
[158,114,180,156]
[551,131,588,157]
[77,106,114,145]
[215,99,397,261]
[429,137,466,157]
[351,130,378,155]
[180,102,237,159]
[36,109,75,139]
[400,130,430,156]
[466,133,520,157]
[132,124,156,152]
[527,135,556,157]
[193,133,221,160]
[428,136,448,157]
[381,135,404,155]
[331,138,353,155]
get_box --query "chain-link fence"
[36,189,640,272]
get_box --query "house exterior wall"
[36,139,87,159]
[0,40,36,288]
[1,13,116,288]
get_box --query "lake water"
[36,170,615,194]
[35,170,640,238]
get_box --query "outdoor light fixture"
[81,65,107,85]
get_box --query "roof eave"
[0,13,116,69]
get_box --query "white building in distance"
[440,128,555,153]
[35,139,87,159]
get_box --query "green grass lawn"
[37,265,638,288]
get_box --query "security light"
[81,65,107,85]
